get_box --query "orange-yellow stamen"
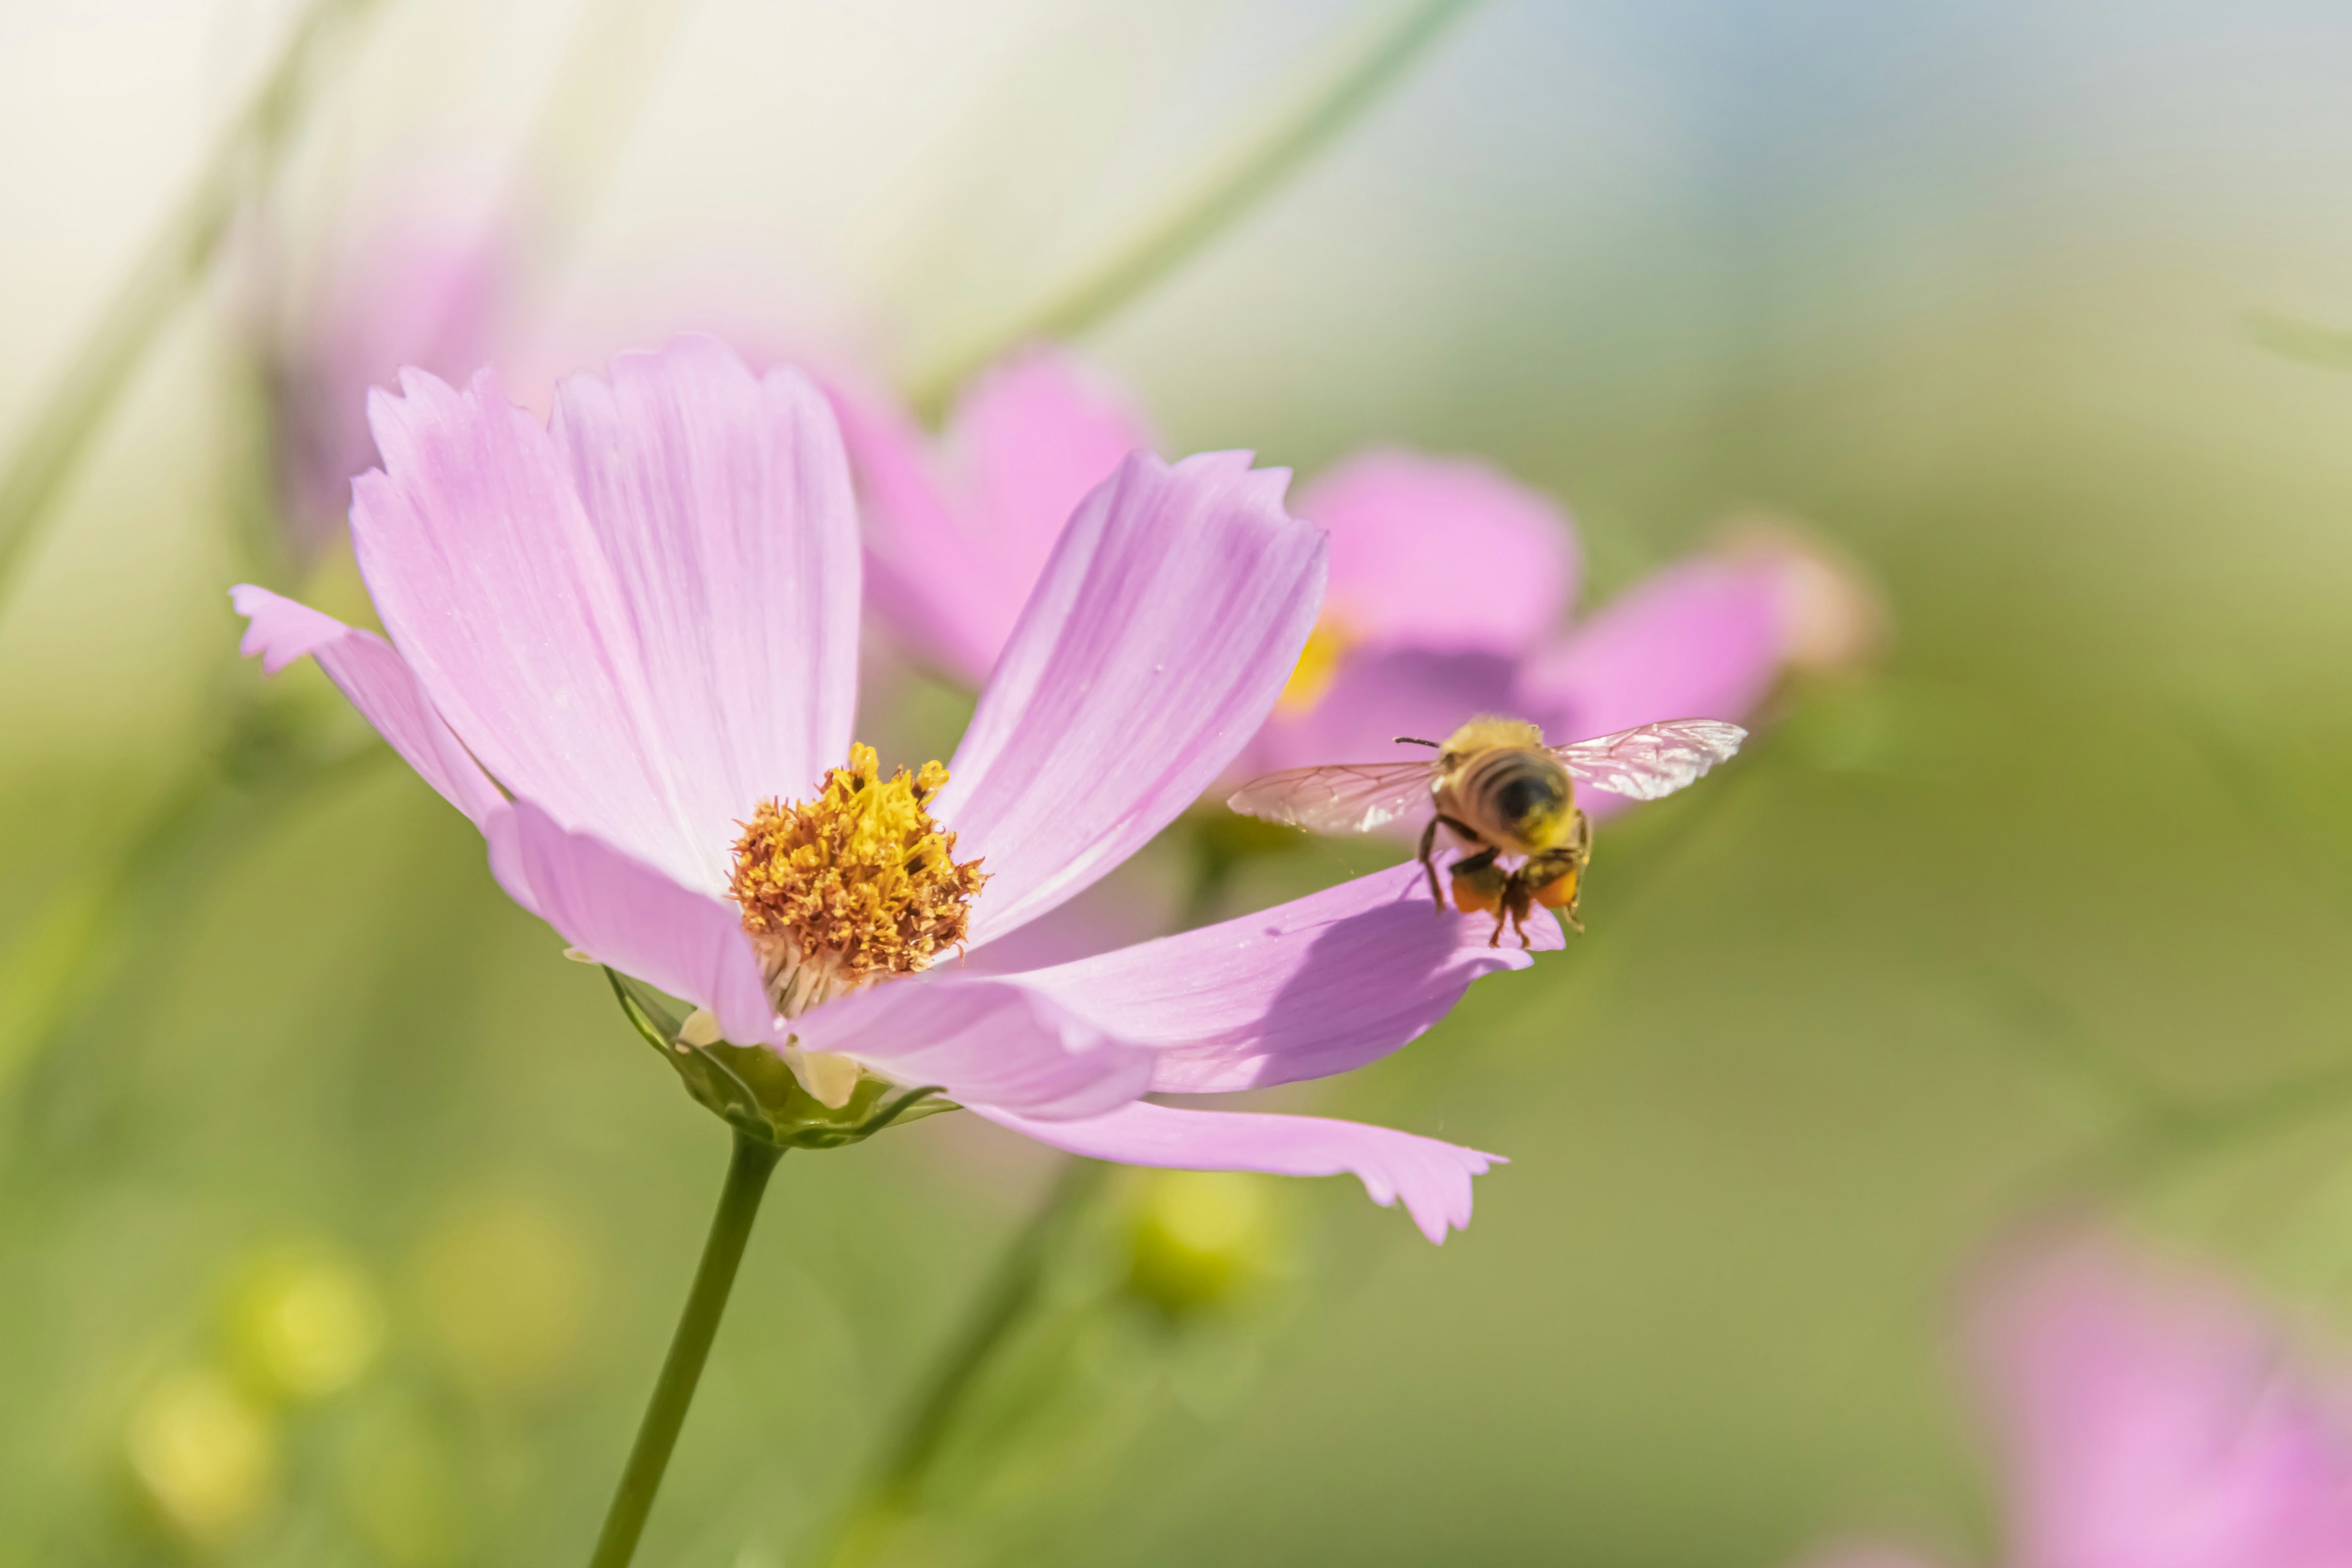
[728,744,987,1018]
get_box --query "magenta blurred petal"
[837,347,1152,682]
[1978,1236,2352,1568]
[938,450,1326,947]
[974,1100,1502,1243]
[231,585,503,828]
[1017,861,1556,1093]
[1519,555,1783,741]
[486,797,778,1047]
[550,337,861,848]
[793,974,1158,1122]
[1300,448,1575,653]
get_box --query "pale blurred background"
[5,1,2352,1563]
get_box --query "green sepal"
[603,968,957,1150]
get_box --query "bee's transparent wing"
[1551,718,1748,802]
[1225,760,1439,835]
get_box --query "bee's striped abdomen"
[1455,747,1573,854]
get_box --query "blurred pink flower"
[835,347,1853,816]
[233,336,1562,1242]
[262,187,517,566]
[1797,1232,2352,1568]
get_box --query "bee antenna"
[1394,736,1441,748]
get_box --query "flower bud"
[228,1246,383,1403]
[1125,1170,1276,1318]
[1711,513,1890,680]
[124,1368,276,1547]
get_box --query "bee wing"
[1225,760,1439,835]
[1550,718,1748,802]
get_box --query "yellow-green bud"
[1126,1170,1276,1317]
[124,1368,276,1547]
[228,1247,383,1403]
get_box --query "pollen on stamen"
[728,743,987,1019]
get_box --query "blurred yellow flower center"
[729,743,987,1019]
[1276,611,1355,715]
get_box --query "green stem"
[820,1155,1109,1567]
[590,1133,783,1568]
[0,0,385,610]
[905,0,1485,417]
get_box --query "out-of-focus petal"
[551,337,860,870]
[1012,862,1556,1093]
[793,975,1158,1122]
[1517,556,1782,818]
[1977,1233,2352,1568]
[1300,450,1575,654]
[1714,513,1891,679]
[485,798,777,1047]
[1248,647,1521,777]
[835,349,1152,685]
[353,364,709,888]
[830,386,1005,682]
[975,1101,1501,1244]
[1792,1547,1956,1568]
[938,451,1326,947]
[232,585,503,828]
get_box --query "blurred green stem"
[904,0,1485,417]
[590,1132,783,1568]
[0,0,383,612]
[819,1155,1109,1568]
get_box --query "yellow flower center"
[1275,611,1355,716]
[728,743,987,1019]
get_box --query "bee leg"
[1521,844,1587,937]
[1503,873,1536,950]
[1429,814,1487,917]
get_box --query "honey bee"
[1226,716,1746,947]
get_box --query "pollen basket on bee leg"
[728,743,987,1020]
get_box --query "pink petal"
[830,386,1006,682]
[835,348,1152,684]
[486,797,777,1047]
[974,1101,1502,1244]
[1978,1235,2352,1568]
[550,337,860,865]
[1248,647,1521,776]
[354,339,862,893]
[937,451,1327,948]
[353,363,709,888]
[1011,862,1556,1093]
[231,585,503,827]
[1515,555,1783,818]
[1518,554,1782,740]
[1300,449,1575,654]
[793,975,1159,1122]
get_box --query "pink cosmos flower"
[835,347,1849,820]
[232,336,1566,1243]
[1797,1232,2352,1568]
